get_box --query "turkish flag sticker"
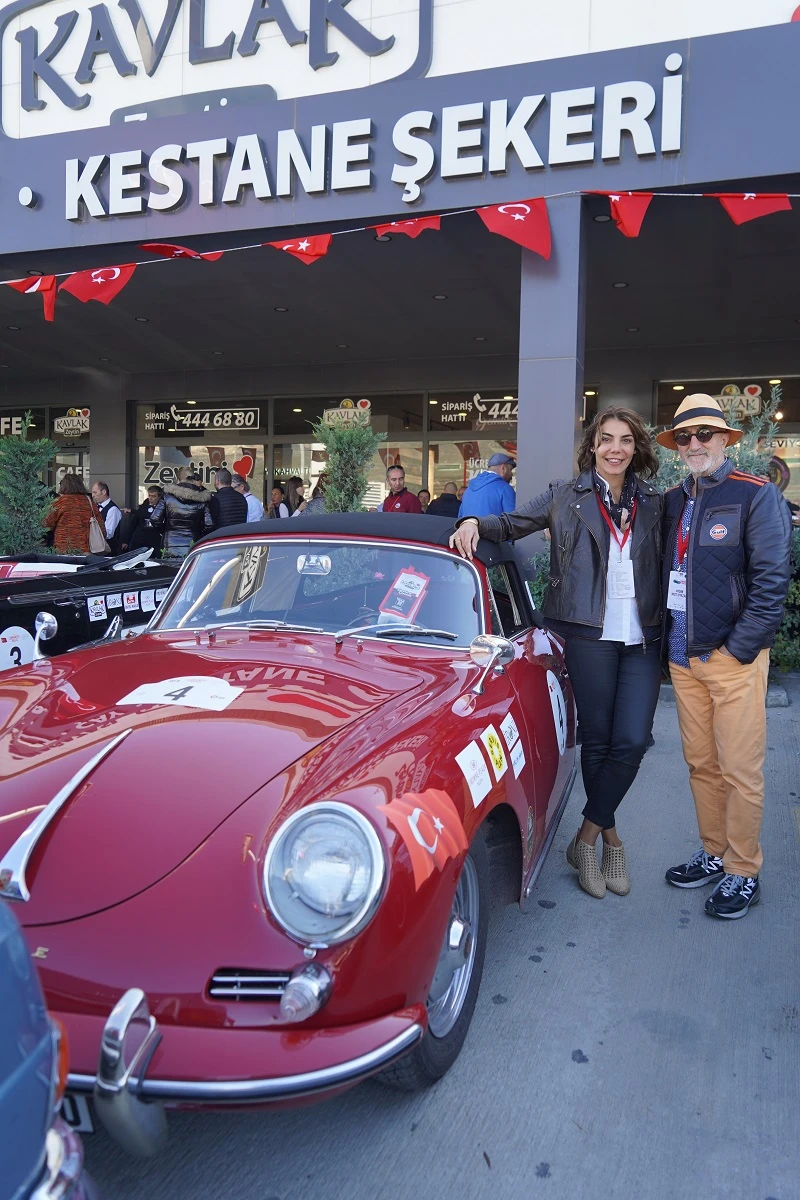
[477,198,551,259]
[714,193,792,225]
[265,234,333,265]
[141,242,224,262]
[6,274,57,322]
[59,264,136,305]
[370,216,441,239]
[379,789,468,891]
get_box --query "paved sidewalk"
[87,689,800,1200]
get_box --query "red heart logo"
[357,399,371,410]
[744,385,760,397]
[233,454,254,479]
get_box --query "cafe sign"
[53,407,90,436]
[323,398,372,426]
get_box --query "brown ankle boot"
[566,834,606,899]
[601,841,630,896]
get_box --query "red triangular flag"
[140,242,224,262]
[606,192,653,237]
[713,193,792,225]
[59,264,136,304]
[265,234,332,265]
[6,275,57,322]
[476,198,551,259]
[370,216,441,239]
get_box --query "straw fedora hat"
[656,393,744,450]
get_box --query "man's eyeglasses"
[673,427,718,447]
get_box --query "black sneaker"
[705,874,760,920]
[665,847,725,889]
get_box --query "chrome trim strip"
[68,1022,423,1102]
[0,729,131,902]
[524,765,578,899]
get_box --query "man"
[660,395,791,919]
[231,474,264,522]
[417,489,431,512]
[90,480,121,552]
[381,466,423,513]
[210,468,248,528]
[427,481,461,518]
[458,453,516,518]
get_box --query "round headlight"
[263,802,385,946]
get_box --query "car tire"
[377,829,489,1091]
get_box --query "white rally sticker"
[0,625,35,672]
[106,593,122,609]
[511,740,526,779]
[500,711,520,750]
[117,676,244,712]
[455,741,492,808]
[546,670,568,756]
[140,589,156,612]
[123,592,139,611]
[155,588,168,602]
[87,595,107,623]
[480,724,508,781]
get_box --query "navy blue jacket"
[210,486,248,529]
[662,460,791,664]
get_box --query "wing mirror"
[33,612,58,660]
[469,634,514,695]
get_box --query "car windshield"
[154,539,482,646]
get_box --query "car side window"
[487,565,528,637]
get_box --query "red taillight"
[52,1018,69,1104]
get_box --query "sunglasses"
[673,427,719,447]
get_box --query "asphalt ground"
[85,680,800,1200]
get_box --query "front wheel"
[378,830,489,1091]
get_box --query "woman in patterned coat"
[44,473,105,554]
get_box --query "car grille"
[208,968,291,1001]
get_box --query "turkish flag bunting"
[6,275,57,322]
[606,192,653,238]
[265,234,332,265]
[370,216,441,239]
[714,193,792,225]
[477,197,551,259]
[59,264,136,305]
[379,789,468,891]
[140,242,224,262]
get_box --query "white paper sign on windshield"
[117,676,244,712]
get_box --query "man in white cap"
[659,394,791,918]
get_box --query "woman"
[123,486,165,556]
[285,476,306,515]
[44,473,105,554]
[162,468,213,558]
[302,476,328,515]
[451,407,663,900]
[268,485,289,519]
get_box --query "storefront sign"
[140,404,261,435]
[323,398,371,426]
[439,395,518,429]
[0,415,25,436]
[717,384,762,418]
[53,408,90,436]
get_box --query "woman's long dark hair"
[577,406,659,479]
[285,476,305,513]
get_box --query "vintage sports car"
[0,549,179,672]
[0,514,576,1156]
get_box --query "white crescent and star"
[92,268,121,284]
[497,203,531,223]
[407,809,445,855]
[283,240,312,253]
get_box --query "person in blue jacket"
[459,453,517,518]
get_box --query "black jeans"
[564,637,662,830]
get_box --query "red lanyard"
[676,500,691,565]
[595,491,637,552]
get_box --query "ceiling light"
[7,325,20,331]
[26,268,44,276]
[336,343,349,349]
[612,281,628,289]
[473,336,487,342]
[626,326,639,333]
[503,395,514,400]
[775,411,784,420]
[293,408,302,413]
[99,356,110,362]
[429,399,439,405]
[433,294,447,300]
[374,234,392,242]
[211,350,224,356]
[0,365,8,369]
[186,400,197,405]
[134,316,148,323]
[584,390,596,397]
[672,384,685,391]
[593,214,612,223]
[274,306,289,313]
[769,379,781,385]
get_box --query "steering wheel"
[343,608,381,628]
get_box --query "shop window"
[428,439,518,499]
[428,390,517,434]
[137,445,265,504]
[274,395,423,437]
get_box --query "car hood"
[0,631,429,925]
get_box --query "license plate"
[60,1093,95,1134]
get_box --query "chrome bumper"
[68,988,424,1156]
[31,1118,94,1200]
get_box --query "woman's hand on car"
[450,520,480,561]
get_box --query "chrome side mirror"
[33,612,57,660]
[469,634,514,695]
[103,615,123,640]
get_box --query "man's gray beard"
[692,454,727,478]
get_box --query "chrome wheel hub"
[426,855,479,1038]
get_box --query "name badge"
[608,559,635,599]
[667,570,687,612]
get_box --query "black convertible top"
[196,512,523,571]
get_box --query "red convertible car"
[0,514,575,1156]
